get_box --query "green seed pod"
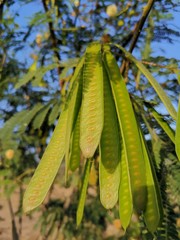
[64,63,83,180]
[76,159,92,226]
[69,110,81,171]
[119,140,133,230]
[80,42,104,158]
[103,48,147,213]
[99,65,120,209]
[23,56,85,212]
[23,108,68,212]
[139,130,163,232]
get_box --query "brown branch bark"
[120,0,155,75]
[0,0,6,23]
[42,0,62,83]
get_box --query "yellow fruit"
[74,0,79,7]
[129,10,135,16]
[44,32,50,40]
[106,4,117,17]
[118,20,124,27]
[36,34,42,47]
[113,219,122,229]
[5,149,15,160]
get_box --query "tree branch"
[0,0,6,23]
[129,0,155,53]
[42,0,62,82]
[120,0,155,75]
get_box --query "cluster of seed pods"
[23,42,163,232]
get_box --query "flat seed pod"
[99,66,120,209]
[69,110,81,171]
[80,42,104,158]
[65,65,83,180]
[23,57,84,212]
[175,99,180,161]
[119,140,133,230]
[113,44,177,121]
[103,48,147,213]
[139,130,163,232]
[76,159,92,226]
[23,108,68,212]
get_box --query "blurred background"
[0,0,180,239]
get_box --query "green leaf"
[15,72,35,90]
[60,57,79,79]
[15,63,58,89]
[60,58,79,68]
[152,135,162,170]
[0,104,44,140]
[80,42,104,158]
[18,103,44,134]
[14,61,37,89]
[31,64,58,87]
[175,98,180,161]
[76,159,92,226]
[173,69,180,85]
[99,66,120,209]
[33,103,52,129]
[145,102,175,143]
[103,46,147,213]
[48,102,61,125]
[0,110,28,140]
[29,12,52,26]
[23,107,68,212]
[113,44,177,120]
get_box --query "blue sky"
[152,8,180,60]
[9,1,180,62]
[1,1,179,128]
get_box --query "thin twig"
[120,0,155,75]
[7,197,19,240]
[18,185,23,237]
[141,60,177,70]
[73,0,82,54]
